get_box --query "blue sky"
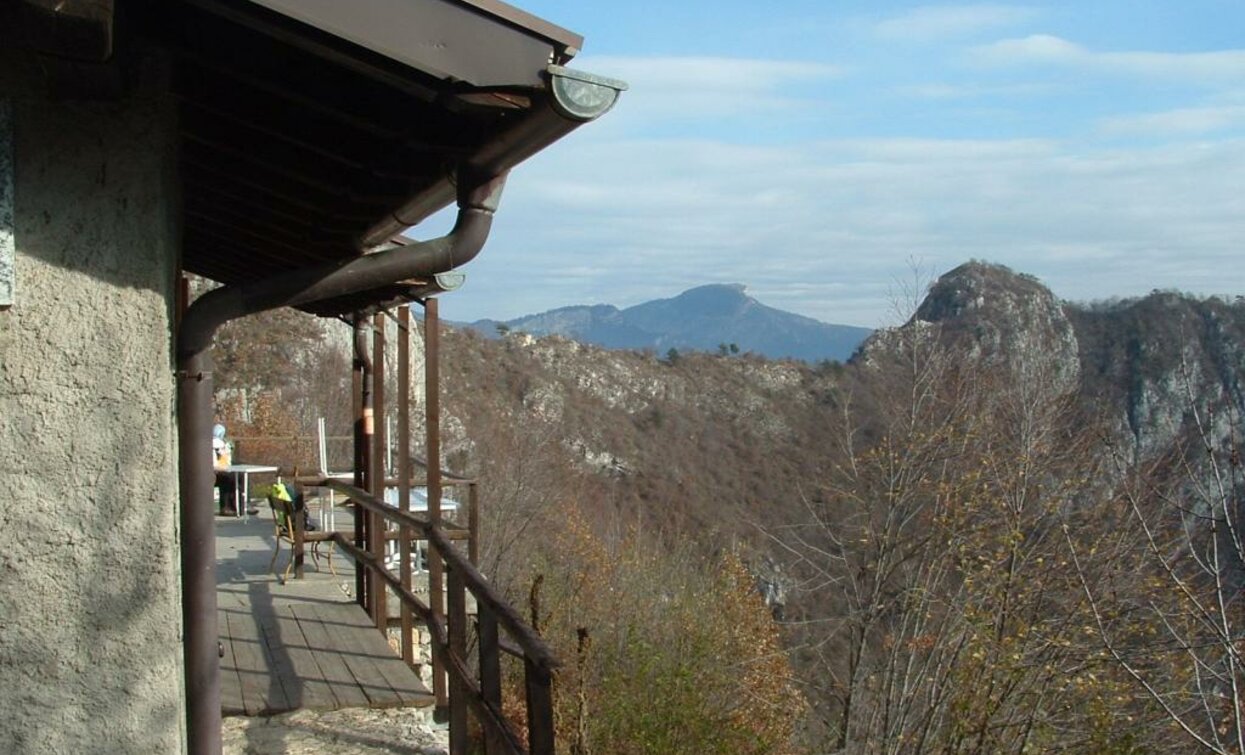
[434,1,1245,327]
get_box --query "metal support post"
[426,296,447,716]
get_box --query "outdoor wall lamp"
[548,65,628,121]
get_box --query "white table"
[222,464,279,518]
[381,487,459,573]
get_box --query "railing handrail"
[327,533,529,755]
[227,433,475,482]
[317,478,560,673]
[295,474,480,488]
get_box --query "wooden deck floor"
[215,510,434,717]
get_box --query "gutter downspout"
[360,66,628,248]
[176,172,504,755]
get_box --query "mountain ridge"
[465,283,872,362]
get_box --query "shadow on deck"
[215,512,434,717]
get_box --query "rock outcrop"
[857,261,1244,471]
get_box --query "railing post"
[468,481,480,567]
[447,565,469,755]
[526,660,556,755]
[293,499,305,579]
[353,316,369,610]
[322,477,562,755]
[371,312,388,632]
[478,603,503,754]
[398,305,414,665]
[426,296,448,715]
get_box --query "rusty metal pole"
[353,317,370,610]
[176,275,189,329]
[426,295,447,716]
[398,305,414,665]
[371,312,388,631]
[177,352,222,755]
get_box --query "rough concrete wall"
[0,51,185,753]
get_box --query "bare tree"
[772,306,1122,752]
[1068,378,1245,754]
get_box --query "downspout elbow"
[177,171,505,360]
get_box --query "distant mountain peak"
[468,283,871,362]
[682,282,747,295]
[654,283,754,318]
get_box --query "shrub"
[517,506,807,755]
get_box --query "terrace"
[5,0,623,752]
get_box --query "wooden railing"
[317,478,559,755]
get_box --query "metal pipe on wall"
[176,353,221,755]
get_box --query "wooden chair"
[268,492,336,583]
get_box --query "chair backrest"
[268,494,297,537]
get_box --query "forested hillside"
[208,262,1244,753]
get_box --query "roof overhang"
[238,0,584,84]
[163,0,623,316]
[9,0,623,317]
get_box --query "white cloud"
[1099,106,1245,136]
[1105,50,1245,83]
[974,35,1245,84]
[876,4,1038,41]
[975,33,1084,63]
[572,55,841,131]
[584,56,842,92]
[899,81,1056,100]
[454,133,1245,327]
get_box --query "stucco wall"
[0,51,185,753]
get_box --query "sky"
[429,0,1245,328]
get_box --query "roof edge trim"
[454,0,583,59]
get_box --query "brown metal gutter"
[361,67,627,248]
[176,172,502,755]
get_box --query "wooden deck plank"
[226,609,258,715]
[216,513,432,717]
[233,603,290,716]
[261,603,342,711]
[288,602,373,710]
[317,601,432,708]
[250,603,303,715]
[344,601,432,707]
[221,588,282,717]
[254,601,297,714]
[219,607,246,717]
[305,601,398,707]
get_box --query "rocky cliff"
[857,261,1244,470]
[438,261,1244,537]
